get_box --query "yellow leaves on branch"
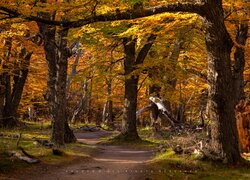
[0,23,29,40]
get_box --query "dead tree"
[136,96,178,128]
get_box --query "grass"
[136,125,250,179]
[0,121,93,174]
[146,150,250,179]
[103,136,157,149]
[98,129,158,150]
[137,127,250,180]
[2,122,250,179]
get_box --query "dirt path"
[14,130,155,180]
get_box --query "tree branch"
[0,2,205,28]
[136,34,157,64]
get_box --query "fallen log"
[9,151,40,164]
[11,133,41,164]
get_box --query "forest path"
[16,130,155,180]
[60,130,155,180]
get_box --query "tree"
[37,24,76,146]
[120,34,156,140]
[1,0,248,163]
[36,2,76,145]
[82,0,247,163]
[103,78,114,128]
[0,24,33,127]
[103,0,247,164]
[233,22,248,103]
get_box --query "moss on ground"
[1,122,250,179]
[99,132,158,150]
[0,121,93,174]
[136,126,250,179]
[140,143,250,179]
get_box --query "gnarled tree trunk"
[37,13,76,146]
[204,1,240,163]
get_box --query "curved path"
[14,130,155,180]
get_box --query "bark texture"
[120,35,156,140]
[0,2,204,27]
[37,12,76,146]
[121,38,140,140]
[233,23,248,103]
[103,79,114,128]
[0,38,32,127]
[204,1,241,163]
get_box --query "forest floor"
[1,123,250,180]
[0,128,156,180]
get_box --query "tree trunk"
[52,28,68,146]
[87,78,93,123]
[120,35,156,140]
[104,78,114,128]
[233,23,248,103]
[95,106,102,127]
[37,13,76,146]
[37,16,58,142]
[107,100,113,127]
[148,80,160,126]
[120,37,140,140]
[199,89,208,127]
[0,38,13,127]
[64,121,76,143]
[176,104,185,123]
[204,1,241,163]
[0,76,4,126]
[122,76,140,140]
[66,41,82,93]
[53,27,76,145]
[11,48,32,116]
[0,39,31,127]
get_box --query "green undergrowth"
[71,122,115,131]
[0,121,93,174]
[137,126,250,179]
[69,122,96,129]
[145,149,250,180]
[99,126,174,149]
[99,132,158,150]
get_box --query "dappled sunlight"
[0,0,249,179]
